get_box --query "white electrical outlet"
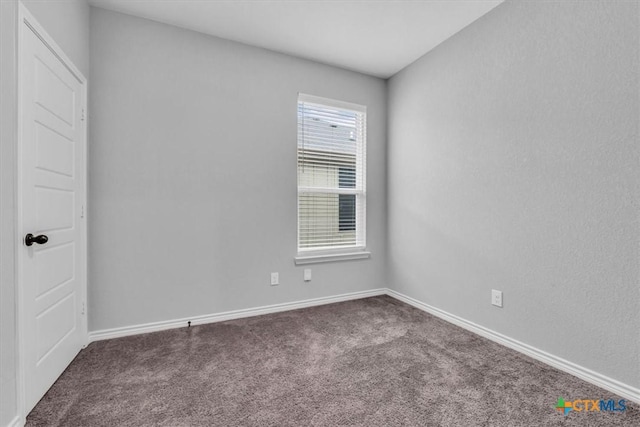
[304,269,312,282]
[491,290,503,307]
[270,272,279,286]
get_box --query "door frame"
[15,3,88,421]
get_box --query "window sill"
[294,251,371,265]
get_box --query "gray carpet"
[27,296,638,426]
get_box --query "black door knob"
[25,233,48,246]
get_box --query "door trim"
[16,3,88,422]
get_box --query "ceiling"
[88,0,504,78]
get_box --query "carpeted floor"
[27,296,638,426]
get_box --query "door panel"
[35,123,75,177]
[34,53,76,126]
[36,293,76,361]
[36,243,75,297]
[35,188,74,231]
[20,14,86,414]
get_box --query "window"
[297,94,366,256]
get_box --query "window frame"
[295,93,370,264]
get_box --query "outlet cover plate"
[492,289,503,307]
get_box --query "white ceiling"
[88,0,503,78]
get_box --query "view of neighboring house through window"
[338,167,356,231]
[297,94,366,252]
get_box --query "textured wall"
[89,8,387,332]
[388,0,639,388]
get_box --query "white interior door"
[19,10,87,414]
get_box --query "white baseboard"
[386,289,640,405]
[6,415,23,427]
[88,288,387,342]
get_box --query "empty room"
[1,0,638,425]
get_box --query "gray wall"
[388,0,639,388]
[1,1,89,425]
[89,8,387,332]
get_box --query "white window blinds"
[297,94,366,252]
